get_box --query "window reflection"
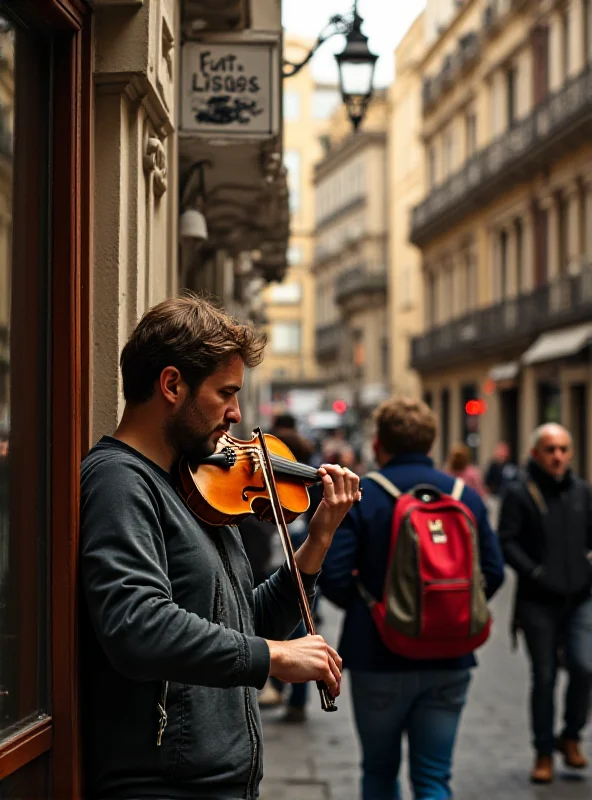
[0,15,15,728]
[0,9,50,738]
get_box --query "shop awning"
[488,362,520,382]
[522,322,592,366]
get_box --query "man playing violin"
[79,293,360,800]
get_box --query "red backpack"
[359,473,492,659]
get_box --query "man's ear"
[160,367,184,405]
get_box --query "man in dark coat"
[499,423,592,784]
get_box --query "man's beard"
[165,395,225,463]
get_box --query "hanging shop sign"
[181,41,279,136]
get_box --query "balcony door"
[534,204,548,287]
[570,384,588,479]
[532,25,550,105]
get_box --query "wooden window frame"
[0,1,91,797]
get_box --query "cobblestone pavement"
[259,571,591,799]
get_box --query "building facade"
[0,0,287,795]
[410,0,592,473]
[313,94,389,434]
[388,12,426,399]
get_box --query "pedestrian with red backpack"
[319,398,505,800]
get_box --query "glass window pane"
[284,150,301,212]
[287,245,303,265]
[283,91,300,121]
[0,9,50,739]
[271,322,301,354]
[268,282,302,304]
[312,88,340,120]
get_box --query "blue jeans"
[350,669,471,800]
[518,595,592,755]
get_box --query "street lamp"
[282,1,378,132]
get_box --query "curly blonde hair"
[373,397,437,456]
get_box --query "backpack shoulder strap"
[451,478,465,501]
[365,471,402,499]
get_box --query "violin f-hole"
[242,481,266,501]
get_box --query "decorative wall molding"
[95,73,174,136]
[143,133,168,196]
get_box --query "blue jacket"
[319,453,505,671]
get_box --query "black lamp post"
[282,1,378,132]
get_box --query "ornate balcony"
[411,265,592,371]
[412,65,592,246]
[334,264,387,307]
[315,322,343,360]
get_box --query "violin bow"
[253,427,337,712]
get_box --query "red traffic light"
[465,399,487,416]
[333,400,347,414]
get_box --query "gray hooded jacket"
[80,437,317,799]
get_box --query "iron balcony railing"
[315,321,342,359]
[334,264,387,305]
[411,64,592,245]
[411,264,592,371]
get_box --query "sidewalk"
[259,575,591,799]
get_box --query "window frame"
[0,1,92,797]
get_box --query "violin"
[177,427,339,712]
[178,430,323,526]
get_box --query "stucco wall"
[92,0,179,442]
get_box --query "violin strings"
[229,449,316,472]
[216,436,320,481]
[228,452,320,481]
[217,437,310,470]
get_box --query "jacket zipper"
[214,534,261,798]
[244,689,260,799]
[212,574,225,625]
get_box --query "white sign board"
[181,42,277,136]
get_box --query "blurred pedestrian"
[446,442,486,497]
[322,428,356,468]
[484,440,518,497]
[499,423,592,784]
[271,412,297,439]
[320,398,504,800]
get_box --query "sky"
[282,0,426,88]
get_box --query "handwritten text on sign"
[181,43,276,135]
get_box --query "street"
[259,572,591,800]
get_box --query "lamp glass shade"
[180,208,208,240]
[338,59,375,98]
[335,11,378,130]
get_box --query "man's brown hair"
[120,292,267,403]
[373,397,437,456]
[446,443,472,472]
